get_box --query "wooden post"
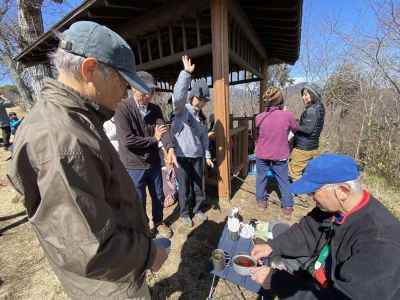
[146,38,152,61]
[196,16,201,47]
[238,119,249,178]
[182,20,187,51]
[211,0,231,199]
[157,30,163,58]
[137,42,143,64]
[168,25,175,54]
[259,61,268,112]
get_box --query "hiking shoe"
[282,207,294,217]
[155,223,173,238]
[180,216,193,228]
[193,212,208,224]
[257,201,268,210]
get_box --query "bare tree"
[0,0,65,109]
[0,0,34,109]
[18,0,64,99]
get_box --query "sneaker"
[180,216,193,228]
[193,212,208,224]
[155,223,173,238]
[282,207,294,217]
[257,201,268,210]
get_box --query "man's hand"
[206,159,214,168]
[154,125,167,141]
[249,266,272,288]
[208,131,215,140]
[166,148,179,168]
[251,244,273,263]
[151,246,168,272]
[182,55,195,73]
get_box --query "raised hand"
[182,55,195,73]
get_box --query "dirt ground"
[0,141,313,300]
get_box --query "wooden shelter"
[15,0,303,199]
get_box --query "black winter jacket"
[268,193,400,300]
[294,100,325,151]
[114,98,173,170]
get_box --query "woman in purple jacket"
[255,87,299,216]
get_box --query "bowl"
[232,254,257,276]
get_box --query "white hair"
[325,178,363,194]
[49,48,112,80]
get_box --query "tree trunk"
[2,54,34,110]
[17,0,52,100]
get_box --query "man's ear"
[336,184,351,202]
[81,58,98,82]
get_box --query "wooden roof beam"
[228,0,267,60]
[137,44,212,71]
[229,50,263,79]
[118,0,209,40]
[104,0,151,10]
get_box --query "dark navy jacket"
[268,193,400,300]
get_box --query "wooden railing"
[206,115,254,187]
[230,120,249,177]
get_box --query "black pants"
[176,157,205,218]
[1,126,11,147]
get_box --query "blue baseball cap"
[289,154,360,195]
[60,21,150,94]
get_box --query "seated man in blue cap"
[249,154,400,300]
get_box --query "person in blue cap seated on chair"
[249,154,400,300]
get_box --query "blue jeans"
[127,164,164,224]
[256,158,294,208]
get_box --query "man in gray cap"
[114,70,176,238]
[8,21,166,299]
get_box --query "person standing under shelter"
[172,56,214,227]
[114,71,176,238]
[255,87,299,216]
[289,83,325,181]
[8,21,168,300]
[0,94,14,149]
[250,154,400,300]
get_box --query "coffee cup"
[211,249,226,272]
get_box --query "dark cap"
[60,21,150,94]
[189,78,210,102]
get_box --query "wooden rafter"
[228,0,267,60]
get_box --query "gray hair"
[50,48,112,80]
[325,178,363,194]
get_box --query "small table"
[207,224,267,300]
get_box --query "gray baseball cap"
[59,21,150,94]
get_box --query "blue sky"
[291,0,378,83]
[1,0,380,86]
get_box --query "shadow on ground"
[151,220,225,299]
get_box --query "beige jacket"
[8,79,155,300]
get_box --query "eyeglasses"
[307,184,335,197]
